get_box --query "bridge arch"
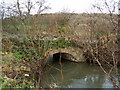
[47,47,85,62]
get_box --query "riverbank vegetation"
[1,0,120,88]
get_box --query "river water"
[42,56,120,88]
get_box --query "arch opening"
[47,52,77,63]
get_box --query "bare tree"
[1,0,50,20]
[91,0,120,88]
[1,0,50,34]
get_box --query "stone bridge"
[47,46,85,62]
[5,34,85,62]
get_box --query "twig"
[59,51,63,88]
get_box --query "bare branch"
[17,0,22,17]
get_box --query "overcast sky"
[1,0,118,14]
[47,0,94,13]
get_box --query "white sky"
[47,0,94,13]
[1,0,119,14]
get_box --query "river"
[41,56,120,88]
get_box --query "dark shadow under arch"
[48,52,76,63]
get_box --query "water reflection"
[42,61,119,88]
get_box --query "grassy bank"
[1,13,120,88]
